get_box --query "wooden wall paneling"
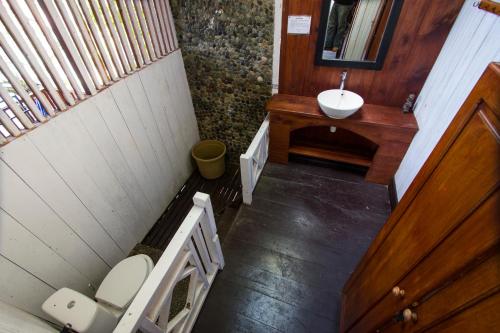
[61,106,144,246]
[278,0,316,95]
[0,209,91,293]
[386,1,466,106]
[0,53,199,321]
[0,256,55,321]
[166,51,201,149]
[49,107,140,247]
[124,74,180,194]
[160,55,194,149]
[147,61,192,174]
[279,0,464,107]
[91,91,164,220]
[156,59,193,159]
[418,10,494,131]
[155,59,192,173]
[0,157,109,287]
[0,301,58,333]
[138,64,190,182]
[27,119,131,256]
[365,0,451,105]
[423,292,500,333]
[426,16,498,130]
[77,97,154,239]
[0,136,122,268]
[407,7,475,128]
[395,3,500,198]
[109,79,174,208]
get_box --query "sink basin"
[317,89,364,119]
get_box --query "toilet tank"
[42,288,117,333]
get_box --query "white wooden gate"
[240,115,270,204]
[114,192,224,333]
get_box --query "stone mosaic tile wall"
[170,0,274,162]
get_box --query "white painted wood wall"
[0,50,200,321]
[272,0,283,94]
[0,301,57,333]
[394,0,500,199]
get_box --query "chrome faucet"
[339,71,347,93]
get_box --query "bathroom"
[0,0,498,332]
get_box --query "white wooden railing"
[114,192,224,333]
[240,115,270,205]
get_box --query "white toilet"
[42,254,154,333]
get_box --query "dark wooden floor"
[142,165,242,250]
[193,158,391,333]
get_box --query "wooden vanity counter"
[266,94,418,185]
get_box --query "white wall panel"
[0,209,90,293]
[0,256,55,320]
[0,51,198,320]
[0,301,57,333]
[0,157,109,287]
[125,74,178,193]
[139,64,190,184]
[395,1,500,199]
[166,51,201,150]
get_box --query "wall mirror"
[315,0,403,70]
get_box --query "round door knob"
[392,286,405,297]
[403,308,417,322]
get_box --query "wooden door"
[340,63,500,333]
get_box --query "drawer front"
[349,190,500,333]
[418,292,500,333]
[343,105,500,330]
[382,252,500,333]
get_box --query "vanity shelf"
[266,94,418,185]
[289,145,373,168]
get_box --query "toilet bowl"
[42,254,154,333]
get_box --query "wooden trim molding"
[387,178,398,211]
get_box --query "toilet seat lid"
[95,255,152,309]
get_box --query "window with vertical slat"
[0,0,178,142]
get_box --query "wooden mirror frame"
[314,0,404,70]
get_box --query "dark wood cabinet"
[340,63,500,332]
[266,95,418,185]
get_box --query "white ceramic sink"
[317,89,364,119]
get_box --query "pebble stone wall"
[170,0,274,163]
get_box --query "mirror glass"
[316,0,402,69]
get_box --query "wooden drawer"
[423,293,500,333]
[381,252,500,332]
[342,106,500,330]
[348,190,500,333]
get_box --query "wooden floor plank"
[193,159,389,332]
[197,277,336,333]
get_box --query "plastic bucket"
[192,140,226,179]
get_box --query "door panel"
[349,190,500,333]
[383,252,500,332]
[423,292,500,333]
[340,63,500,333]
[343,104,500,330]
